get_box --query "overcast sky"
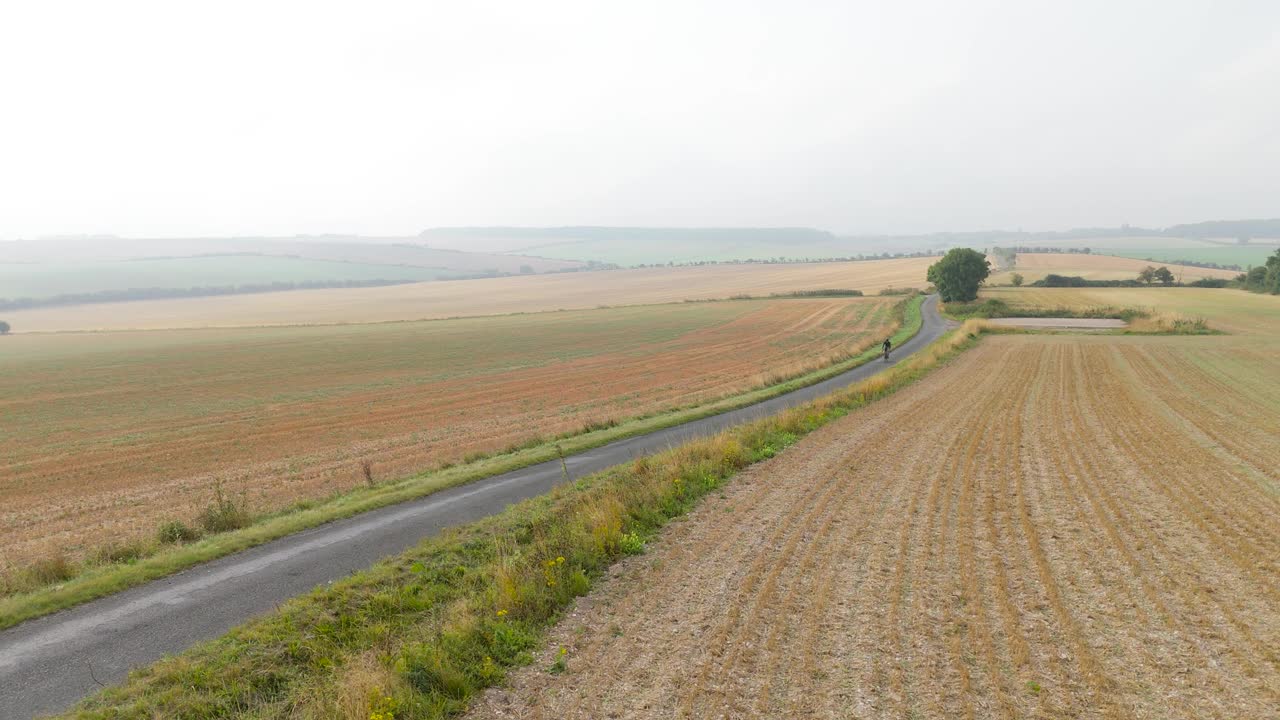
[2,0,1277,239]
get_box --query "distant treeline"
[0,278,424,311]
[993,245,1245,272]
[1033,273,1235,290]
[540,260,618,273]
[1,263,626,311]
[421,226,837,245]
[999,246,1093,254]
[848,218,1280,245]
[629,251,941,268]
[1127,257,1244,271]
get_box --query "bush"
[0,320,9,334]
[198,486,252,533]
[1010,273,1024,287]
[158,520,202,544]
[1038,274,1088,287]
[1032,274,1143,288]
[1188,278,1228,288]
[878,286,920,296]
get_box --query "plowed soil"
[0,298,898,575]
[469,334,1280,719]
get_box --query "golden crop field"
[471,332,1280,719]
[982,286,1280,335]
[988,253,1238,285]
[0,297,899,582]
[2,257,934,333]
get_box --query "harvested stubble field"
[0,297,899,582]
[987,253,1238,285]
[471,332,1280,719]
[2,257,933,332]
[983,286,1280,336]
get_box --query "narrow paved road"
[0,296,951,720]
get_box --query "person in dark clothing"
[882,337,892,361]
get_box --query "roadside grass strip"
[0,298,924,631]
[60,316,995,719]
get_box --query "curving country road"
[0,295,951,720]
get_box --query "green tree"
[1153,266,1175,286]
[1010,272,1024,287]
[1137,266,1157,285]
[1245,265,1267,291]
[926,248,990,302]
[0,320,9,334]
[1264,248,1280,294]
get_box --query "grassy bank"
[62,314,993,719]
[0,296,925,630]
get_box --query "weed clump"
[95,542,146,565]
[548,646,569,674]
[27,554,76,586]
[198,485,252,533]
[157,520,201,544]
[618,532,645,555]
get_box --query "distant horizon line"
[7,216,1280,244]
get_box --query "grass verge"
[60,315,995,719]
[0,296,925,630]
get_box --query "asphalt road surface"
[0,295,951,719]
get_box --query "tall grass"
[64,316,993,720]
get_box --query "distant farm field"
[0,297,900,581]
[474,331,1280,719]
[988,253,1238,285]
[0,256,460,300]
[1,257,935,332]
[1104,245,1277,268]
[982,286,1280,335]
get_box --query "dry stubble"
[467,334,1279,720]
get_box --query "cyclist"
[882,337,892,362]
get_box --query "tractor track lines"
[466,335,1280,720]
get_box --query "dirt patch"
[467,335,1279,719]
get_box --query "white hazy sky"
[2,0,1278,239]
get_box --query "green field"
[1102,245,1277,268]
[0,255,459,300]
